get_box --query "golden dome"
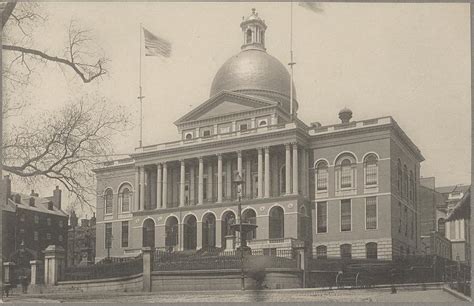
[209,49,297,113]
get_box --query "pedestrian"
[20,276,28,294]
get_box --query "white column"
[285,143,291,194]
[198,157,204,205]
[460,219,465,240]
[156,164,162,209]
[162,163,168,208]
[237,151,242,175]
[217,154,223,203]
[226,159,232,199]
[134,166,140,211]
[245,159,251,198]
[293,143,299,195]
[264,146,270,198]
[180,160,185,207]
[207,162,213,201]
[257,148,263,198]
[190,164,195,205]
[140,166,145,211]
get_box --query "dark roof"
[446,187,470,221]
[435,184,470,195]
[9,192,67,217]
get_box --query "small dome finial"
[338,107,353,124]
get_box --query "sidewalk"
[1,286,467,303]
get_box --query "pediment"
[175,91,276,125]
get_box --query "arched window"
[366,242,378,259]
[119,185,131,213]
[104,189,113,215]
[409,171,414,201]
[364,154,378,186]
[298,206,309,240]
[202,213,216,248]
[340,244,352,259]
[142,219,155,249]
[246,29,252,44]
[316,245,327,259]
[438,218,446,237]
[397,160,402,193]
[269,206,284,239]
[315,160,328,191]
[336,153,356,190]
[185,133,193,140]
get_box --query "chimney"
[310,122,322,129]
[47,201,54,210]
[52,186,62,210]
[81,219,90,227]
[90,213,96,226]
[338,107,353,124]
[30,189,39,197]
[0,175,12,204]
[70,210,78,228]
[14,194,21,204]
[29,197,35,207]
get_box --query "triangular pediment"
[175,91,277,125]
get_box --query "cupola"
[240,8,267,51]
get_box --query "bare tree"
[1,2,127,209]
[2,2,107,84]
[4,98,129,208]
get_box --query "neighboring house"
[1,177,68,267]
[445,187,470,263]
[93,9,424,262]
[67,211,96,266]
[418,177,452,259]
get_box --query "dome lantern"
[240,8,267,51]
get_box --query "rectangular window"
[46,233,51,240]
[239,124,248,131]
[47,218,51,226]
[365,197,377,230]
[122,221,129,248]
[340,199,352,231]
[34,231,38,241]
[317,202,327,233]
[105,223,112,248]
[410,212,414,239]
[59,220,63,228]
[203,130,211,137]
[58,235,63,242]
[34,215,39,224]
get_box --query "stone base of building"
[313,238,393,260]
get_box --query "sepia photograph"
[0,1,471,303]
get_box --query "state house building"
[94,9,424,262]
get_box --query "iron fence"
[445,262,471,297]
[153,248,297,271]
[62,255,143,281]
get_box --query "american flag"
[143,27,172,57]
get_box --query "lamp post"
[233,172,245,290]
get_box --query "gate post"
[44,245,65,285]
[29,260,42,285]
[3,262,15,284]
[142,247,152,292]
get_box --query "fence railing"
[62,255,143,281]
[153,248,297,271]
[445,262,471,297]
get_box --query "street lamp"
[232,172,258,291]
[233,172,245,290]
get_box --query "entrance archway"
[242,209,257,240]
[221,211,236,248]
[142,219,155,249]
[165,216,179,249]
[202,213,216,249]
[183,215,197,250]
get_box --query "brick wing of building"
[1,179,68,266]
[93,9,424,262]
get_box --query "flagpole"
[289,0,296,121]
[138,23,144,148]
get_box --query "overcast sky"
[5,2,470,215]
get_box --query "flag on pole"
[299,2,324,13]
[143,27,172,57]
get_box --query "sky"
[4,2,471,216]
